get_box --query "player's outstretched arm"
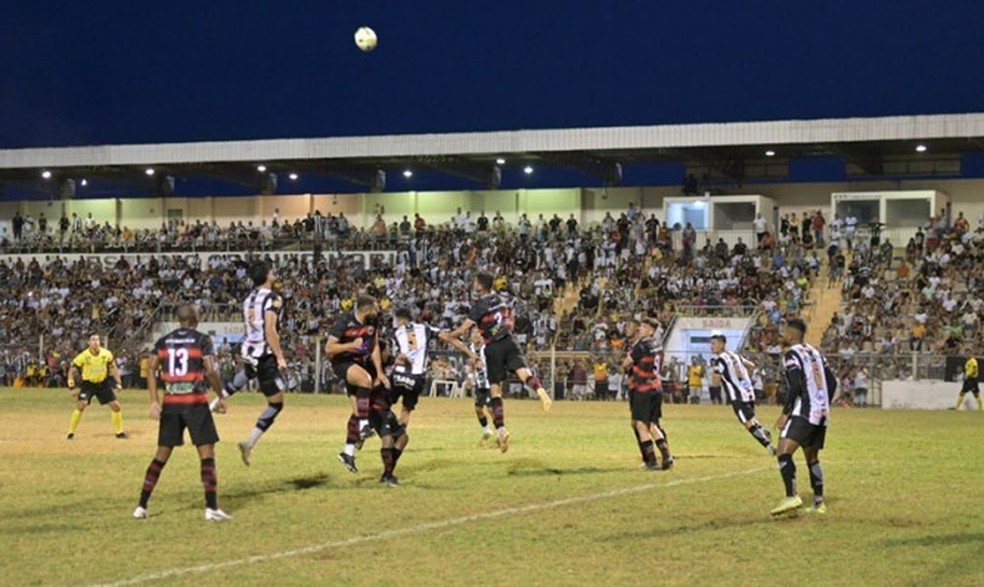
[440,333,478,360]
[445,319,476,342]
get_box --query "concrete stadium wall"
[2,179,982,236]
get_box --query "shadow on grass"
[606,516,774,541]
[883,532,984,548]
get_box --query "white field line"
[89,466,770,587]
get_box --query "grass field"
[1,388,982,587]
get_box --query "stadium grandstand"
[2,113,983,409]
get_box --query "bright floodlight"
[496,158,506,165]
[257,165,267,172]
[289,173,298,181]
[916,144,927,152]
[145,168,155,176]
[523,165,534,175]
[403,169,413,178]
[41,170,52,179]
[80,179,88,187]
[765,150,776,157]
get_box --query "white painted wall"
[882,380,979,410]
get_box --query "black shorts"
[780,416,826,450]
[78,380,116,405]
[483,337,527,385]
[246,355,283,397]
[630,390,662,423]
[390,371,425,411]
[731,401,756,425]
[474,387,492,409]
[368,408,406,439]
[158,402,219,447]
[960,378,980,395]
[333,361,377,394]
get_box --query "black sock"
[490,397,505,428]
[639,441,657,466]
[808,461,824,504]
[139,458,167,508]
[381,447,395,476]
[655,438,671,462]
[778,454,797,497]
[393,447,403,467]
[478,416,488,428]
[748,424,772,448]
[200,457,218,510]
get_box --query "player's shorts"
[369,408,406,439]
[960,378,980,396]
[390,371,425,411]
[731,401,756,425]
[332,361,377,394]
[474,386,492,408]
[483,336,527,385]
[630,389,662,423]
[780,415,827,450]
[245,354,283,397]
[158,402,219,447]
[78,380,116,405]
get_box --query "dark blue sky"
[2,0,983,148]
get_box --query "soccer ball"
[354,27,377,52]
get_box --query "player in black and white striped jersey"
[468,328,495,444]
[390,308,440,427]
[710,334,777,456]
[771,318,836,516]
[209,262,288,467]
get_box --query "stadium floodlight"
[496,158,506,165]
[916,144,927,152]
[41,170,52,179]
[80,179,88,187]
[145,168,155,176]
[257,165,267,172]
[403,169,413,178]
[523,165,534,175]
[765,150,776,157]
[289,173,298,181]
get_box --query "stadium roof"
[3,113,984,196]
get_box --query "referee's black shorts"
[158,401,219,447]
[78,380,116,405]
[960,378,980,396]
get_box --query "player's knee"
[256,402,284,431]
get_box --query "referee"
[67,333,126,440]
[953,353,981,411]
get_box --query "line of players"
[129,261,833,520]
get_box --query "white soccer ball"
[354,26,377,52]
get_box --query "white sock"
[344,444,356,457]
[358,419,368,430]
[246,427,264,449]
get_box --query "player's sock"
[247,402,283,449]
[345,415,359,454]
[955,394,965,410]
[748,423,772,448]
[639,440,657,467]
[490,397,505,428]
[380,447,396,476]
[478,415,489,429]
[223,370,250,398]
[356,388,371,430]
[525,375,544,393]
[393,447,403,468]
[200,457,218,510]
[139,458,167,508]
[111,410,124,434]
[807,460,824,506]
[68,409,83,434]
[778,454,797,497]
[654,438,671,462]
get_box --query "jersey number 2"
[167,348,189,376]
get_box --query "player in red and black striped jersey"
[133,304,231,521]
[326,295,392,477]
[622,318,673,471]
[445,271,551,454]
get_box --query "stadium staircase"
[804,264,841,348]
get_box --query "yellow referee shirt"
[72,348,114,383]
[966,357,979,380]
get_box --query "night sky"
[2,0,983,149]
